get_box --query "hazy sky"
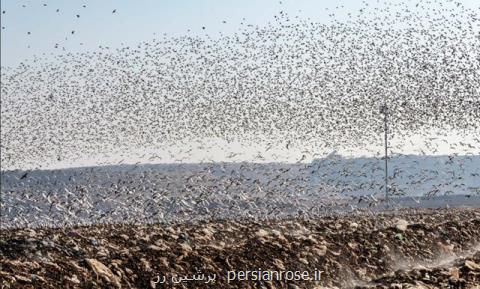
[2,0,478,68]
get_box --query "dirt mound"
[357,251,480,289]
[1,208,479,288]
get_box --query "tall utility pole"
[380,104,389,200]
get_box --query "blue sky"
[0,0,366,68]
[1,0,479,68]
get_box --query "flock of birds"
[1,0,479,228]
[2,154,479,228]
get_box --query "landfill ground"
[1,208,480,289]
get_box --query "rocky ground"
[1,208,480,289]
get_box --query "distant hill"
[2,153,479,197]
[2,154,479,228]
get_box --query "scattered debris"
[1,208,479,288]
